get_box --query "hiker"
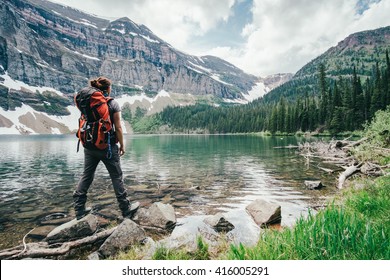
[73,76,139,220]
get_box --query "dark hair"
[90,76,111,91]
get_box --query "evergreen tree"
[157,50,390,136]
[384,50,390,107]
[364,78,372,121]
[121,104,133,123]
[333,79,343,108]
[352,68,365,129]
[371,62,382,114]
[329,107,344,135]
[269,105,278,133]
[277,97,287,132]
[318,63,328,125]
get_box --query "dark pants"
[73,145,130,214]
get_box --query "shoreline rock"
[45,214,98,243]
[98,219,146,258]
[0,200,283,260]
[245,199,282,228]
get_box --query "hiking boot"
[122,202,140,219]
[76,207,92,220]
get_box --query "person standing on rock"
[73,76,139,220]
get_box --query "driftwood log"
[337,164,362,189]
[0,227,116,260]
[297,137,387,189]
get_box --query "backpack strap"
[106,97,118,144]
[77,139,81,153]
[106,133,112,159]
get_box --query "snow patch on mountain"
[243,82,269,102]
[0,77,192,135]
[116,90,171,107]
[1,73,64,96]
[223,82,268,104]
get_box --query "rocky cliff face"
[0,0,286,134]
[0,0,257,100]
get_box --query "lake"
[0,134,338,250]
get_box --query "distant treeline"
[158,50,390,135]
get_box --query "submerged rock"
[40,216,73,226]
[304,180,324,190]
[246,199,281,227]
[29,225,57,240]
[157,209,260,256]
[158,215,215,253]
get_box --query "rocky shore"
[0,199,282,260]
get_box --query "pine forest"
[157,50,390,135]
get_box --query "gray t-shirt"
[108,99,121,121]
[108,99,120,140]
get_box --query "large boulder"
[98,219,146,258]
[45,214,98,243]
[157,210,260,257]
[133,202,176,233]
[246,199,281,227]
[225,210,261,246]
[158,216,217,253]
[203,213,235,233]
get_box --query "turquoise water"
[0,134,338,249]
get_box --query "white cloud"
[50,0,390,76]
[241,23,256,37]
[51,0,235,51]
[212,0,390,76]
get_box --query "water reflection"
[0,134,337,249]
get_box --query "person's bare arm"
[113,112,125,156]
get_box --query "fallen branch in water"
[317,165,335,174]
[342,137,368,150]
[274,145,300,149]
[298,138,380,189]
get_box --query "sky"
[49,0,390,77]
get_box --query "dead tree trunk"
[337,164,361,189]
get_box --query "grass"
[152,236,210,260]
[114,108,390,260]
[226,108,390,260]
[114,176,389,260]
[352,107,390,165]
[114,236,211,260]
[113,176,389,260]
[228,176,390,260]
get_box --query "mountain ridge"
[261,25,390,103]
[0,0,259,99]
[296,25,390,79]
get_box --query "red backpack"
[74,87,114,156]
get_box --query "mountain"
[296,26,390,79]
[0,0,277,134]
[155,25,390,134]
[263,26,390,102]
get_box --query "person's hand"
[119,146,126,156]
